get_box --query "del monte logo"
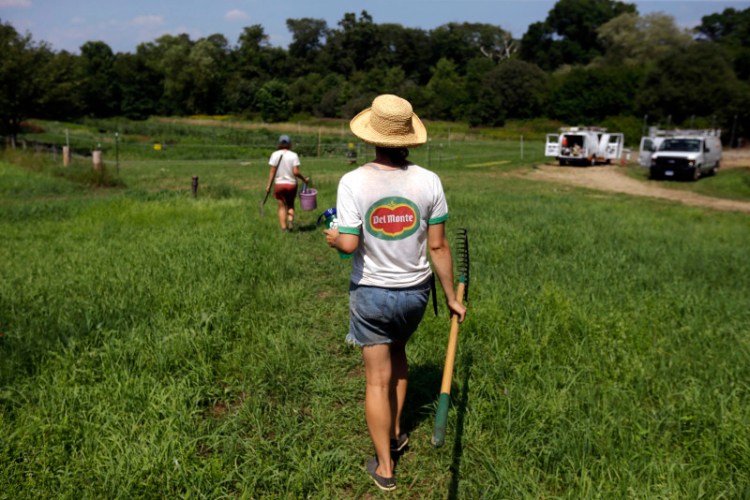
[366,197,420,240]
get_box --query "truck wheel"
[710,161,720,176]
[691,166,701,181]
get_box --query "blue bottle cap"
[317,207,337,226]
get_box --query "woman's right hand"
[447,298,467,323]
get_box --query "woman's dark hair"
[378,147,409,165]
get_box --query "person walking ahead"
[323,94,466,491]
[266,134,309,232]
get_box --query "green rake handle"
[432,278,466,448]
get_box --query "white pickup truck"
[545,127,625,166]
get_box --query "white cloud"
[0,0,32,7]
[225,9,250,22]
[131,15,164,27]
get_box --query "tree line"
[2,0,750,142]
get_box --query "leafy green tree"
[134,34,194,115]
[323,11,383,75]
[288,72,321,116]
[521,0,636,69]
[0,20,55,139]
[223,74,259,117]
[79,41,117,116]
[490,59,549,119]
[425,58,467,120]
[519,21,560,72]
[375,24,432,84]
[430,22,513,72]
[256,79,291,122]
[636,43,745,124]
[596,12,693,66]
[113,50,161,119]
[184,35,230,114]
[37,50,83,121]
[548,65,643,123]
[463,56,495,125]
[286,18,328,75]
[463,58,547,126]
[234,25,277,80]
[315,73,349,117]
[382,66,408,95]
[158,34,194,115]
[696,7,750,80]
[697,7,750,45]
[465,80,505,127]
[231,25,289,116]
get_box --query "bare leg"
[362,344,394,478]
[287,207,295,229]
[276,199,288,230]
[391,340,408,439]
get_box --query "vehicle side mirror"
[705,147,710,153]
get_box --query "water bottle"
[317,207,352,259]
[317,207,337,229]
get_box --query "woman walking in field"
[323,94,466,491]
[265,134,310,232]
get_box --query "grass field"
[1,122,749,498]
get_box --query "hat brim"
[350,107,427,148]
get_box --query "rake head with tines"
[455,228,470,302]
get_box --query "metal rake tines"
[455,228,470,302]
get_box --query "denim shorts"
[347,280,431,347]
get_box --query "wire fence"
[2,131,545,174]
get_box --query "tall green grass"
[1,138,749,497]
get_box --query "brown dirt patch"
[521,149,750,214]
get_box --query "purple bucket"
[299,188,318,211]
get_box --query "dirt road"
[523,149,750,214]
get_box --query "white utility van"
[545,127,625,166]
[639,128,722,181]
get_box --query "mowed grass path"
[1,141,749,497]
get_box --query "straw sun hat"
[349,94,427,148]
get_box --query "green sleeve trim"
[338,226,360,235]
[428,213,449,225]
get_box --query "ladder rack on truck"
[645,127,722,138]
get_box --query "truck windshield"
[659,139,701,152]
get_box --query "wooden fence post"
[92,150,103,171]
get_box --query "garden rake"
[432,227,470,448]
[259,187,271,216]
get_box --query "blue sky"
[1,0,748,54]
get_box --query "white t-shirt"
[336,163,449,288]
[269,149,301,186]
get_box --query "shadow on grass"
[449,350,472,500]
[406,352,473,498]
[293,223,320,233]
[404,362,443,435]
